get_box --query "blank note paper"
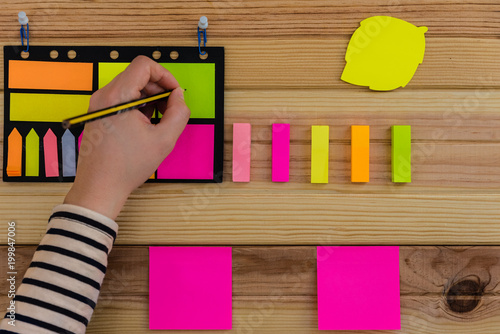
[233,123,251,182]
[317,246,400,330]
[157,124,214,180]
[272,123,290,182]
[311,125,329,183]
[149,247,232,330]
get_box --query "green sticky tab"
[98,62,215,119]
[25,129,39,177]
[391,125,411,183]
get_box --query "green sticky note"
[391,125,411,183]
[98,62,215,119]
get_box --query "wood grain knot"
[445,276,483,313]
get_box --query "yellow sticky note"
[341,16,427,91]
[10,93,91,122]
[311,125,329,184]
[26,129,40,177]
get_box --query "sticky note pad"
[149,247,232,330]
[98,62,215,118]
[10,93,91,122]
[351,125,370,182]
[9,60,93,91]
[341,16,427,91]
[7,128,22,177]
[232,123,251,182]
[311,125,329,183]
[62,130,76,177]
[317,246,401,330]
[157,124,214,180]
[272,123,290,182]
[392,125,411,183]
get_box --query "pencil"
[62,90,178,129]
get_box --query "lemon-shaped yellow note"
[341,16,427,91]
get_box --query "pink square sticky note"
[317,246,400,330]
[149,247,232,330]
[157,124,214,180]
[272,123,290,182]
[233,123,251,182]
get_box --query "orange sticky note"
[7,128,22,177]
[351,125,370,182]
[9,60,93,91]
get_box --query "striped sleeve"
[0,204,118,334]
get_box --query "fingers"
[89,56,179,112]
[154,87,191,147]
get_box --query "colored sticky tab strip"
[311,125,329,183]
[149,247,232,330]
[43,129,59,177]
[6,128,22,177]
[392,125,411,183]
[157,124,214,180]
[232,123,251,182]
[351,125,370,182]
[98,62,215,118]
[78,131,84,151]
[62,130,76,177]
[317,246,401,330]
[10,93,91,122]
[25,129,40,177]
[272,124,290,182]
[9,60,93,91]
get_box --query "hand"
[64,56,190,220]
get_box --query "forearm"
[0,204,118,334]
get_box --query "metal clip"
[198,16,208,56]
[18,12,29,52]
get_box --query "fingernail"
[179,87,185,100]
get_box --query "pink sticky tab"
[232,123,251,182]
[43,129,59,177]
[157,124,214,180]
[272,123,290,182]
[149,247,232,330]
[317,246,401,330]
[78,131,83,151]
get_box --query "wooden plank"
[0,0,499,38]
[1,38,500,89]
[1,246,500,333]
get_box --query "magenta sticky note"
[233,123,251,182]
[78,130,83,151]
[272,123,290,182]
[157,124,214,180]
[149,247,232,330]
[43,129,59,177]
[317,246,401,330]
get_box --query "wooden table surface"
[1,1,500,333]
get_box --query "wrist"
[64,178,128,220]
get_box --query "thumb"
[155,87,191,144]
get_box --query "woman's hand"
[64,56,190,219]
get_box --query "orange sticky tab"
[351,125,370,182]
[9,60,93,91]
[150,172,155,179]
[7,128,22,177]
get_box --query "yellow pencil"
[62,90,177,129]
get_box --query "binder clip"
[18,12,29,52]
[198,16,208,56]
